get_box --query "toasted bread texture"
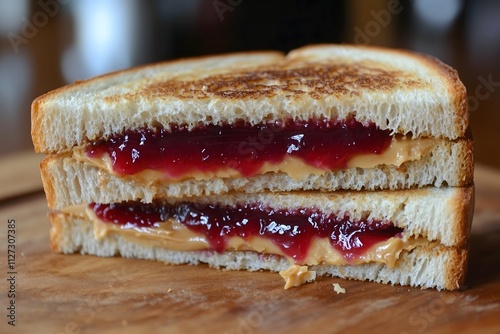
[49,211,469,290]
[40,138,474,208]
[32,44,468,154]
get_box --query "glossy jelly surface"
[86,119,392,177]
[91,202,403,262]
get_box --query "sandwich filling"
[81,118,439,182]
[68,201,432,268]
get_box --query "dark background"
[1,0,499,168]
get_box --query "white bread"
[32,44,468,154]
[49,211,469,291]
[40,139,474,209]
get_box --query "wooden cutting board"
[0,152,499,334]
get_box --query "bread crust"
[48,210,468,290]
[32,44,469,154]
[39,156,57,213]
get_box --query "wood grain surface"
[0,151,43,201]
[0,152,499,334]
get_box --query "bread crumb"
[333,283,346,294]
[279,265,316,289]
[167,288,172,293]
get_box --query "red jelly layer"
[90,202,403,263]
[86,119,392,178]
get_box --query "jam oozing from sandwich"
[86,118,392,178]
[90,202,403,263]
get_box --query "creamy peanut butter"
[348,136,438,168]
[74,136,441,182]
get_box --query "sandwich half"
[32,44,474,290]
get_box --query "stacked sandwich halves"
[32,44,474,290]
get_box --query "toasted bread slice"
[49,191,472,291]
[32,44,468,154]
[40,138,473,208]
[52,210,469,290]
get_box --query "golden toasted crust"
[32,51,285,107]
[135,61,421,101]
[32,44,469,153]
[31,98,43,153]
[460,131,475,184]
[48,210,64,252]
[39,156,56,212]
[289,44,468,126]
[455,184,475,242]
[448,185,474,247]
[437,245,468,290]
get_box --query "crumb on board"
[279,265,316,289]
[333,283,346,294]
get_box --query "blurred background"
[0,0,499,168]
